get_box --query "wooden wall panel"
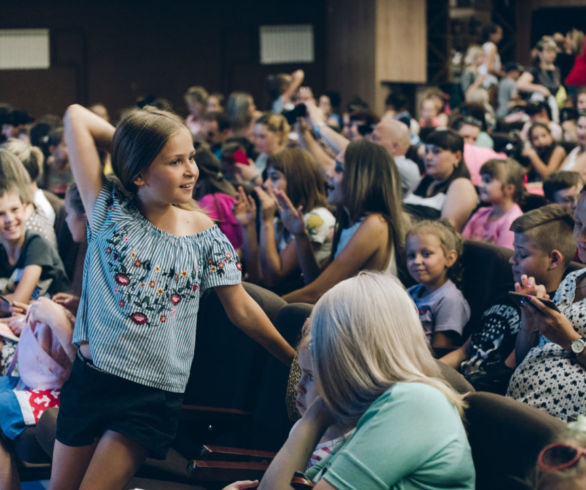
[325,0,376,111]
[375,0,426,83]
[374,0,426,113]
[0,0,326,120]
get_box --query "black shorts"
[56,351,183,459]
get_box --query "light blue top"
[73,180,241,392]
[309,382,475,489]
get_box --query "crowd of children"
[0,20,585,490]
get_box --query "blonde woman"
[253,112,290,177]
[257,272,475,489]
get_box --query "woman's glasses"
[538,443,586,471]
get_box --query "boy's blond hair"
[510,204,575,268]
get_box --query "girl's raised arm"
[63,104,115,227]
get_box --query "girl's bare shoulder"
[177,207,216,235]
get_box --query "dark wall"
[0,0,326,121]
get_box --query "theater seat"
[460,240,514,338]
[465,392,565,490]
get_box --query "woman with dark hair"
[280,141,407,304]
[404,129,478,231]
[234,148,335,290]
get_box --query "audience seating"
[465,391,565,490]
[460,240,514,338]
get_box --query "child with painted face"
[406,220,470,355]
[462,158,525,250]
[48,105,295,490]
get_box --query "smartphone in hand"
[508,292,560,312]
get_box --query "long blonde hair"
[310,272,466,424]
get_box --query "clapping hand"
[274,189,306,237]
[233,186,257,228]
[255,185,278,222]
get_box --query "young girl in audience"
[235,148,335,290]
[407,220,470,354]
[292,325,352,470]
[419,92,449,129]
[523,122,567,180]
[462,158,525,249]
[252,112,290,177]
[278,141,406,304]
[561,112,586,180]
[49,104,294,490]
[253,272,474,488]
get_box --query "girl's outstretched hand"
[233,186,257,228]
[274,189,305,237]
[255,186,278,222]
[222,480,259,490]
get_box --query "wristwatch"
[570,337,586,356]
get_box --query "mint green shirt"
[308,382,475,489]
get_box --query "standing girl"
[407,220,470,354]
[49,105,295,490]
[279,141,406,304]
[523,122,567,180]
[462,158,525,249]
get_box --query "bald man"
[372,117,420,194]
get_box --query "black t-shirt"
[0,231,70,299]
[460,294,521,394]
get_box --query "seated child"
[441,204,574,394]
[406,220,470,355]
[543,170,584,214]
[522,122,567,181]
[0,296,76,490]
[462,158,525,250]
[0,147,56,247]
[292,326,353,470]
[0,151,69,305]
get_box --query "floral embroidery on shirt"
[105,229,202,326]
[207,251,241,275]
